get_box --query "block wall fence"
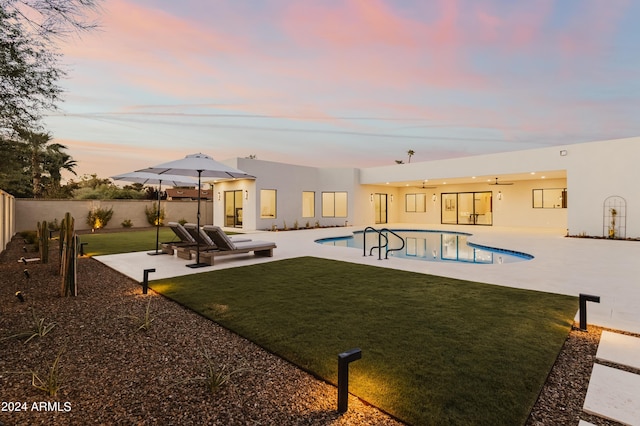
[15,199,213,232]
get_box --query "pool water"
[315,229,533,264]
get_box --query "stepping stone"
[578,421,596,426]
[597,331,640,370]
[583,364,640,425]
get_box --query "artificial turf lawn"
[78,228,187,256]
[79,228,240,256]
[150,257,578,425]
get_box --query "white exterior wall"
[221,159,362,230]
[1,189,16,252]
[563,137,640,237]
[218,137,638,236]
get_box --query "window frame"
[260,189,277,219]
[321,191,348,218]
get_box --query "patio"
[98,224,640,335]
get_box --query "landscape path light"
[337,348,362,413]
[578,293,600,331]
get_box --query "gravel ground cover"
[0,236,627,425]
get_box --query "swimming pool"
[315,229,533,264]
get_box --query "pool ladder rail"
[363,227,406,260]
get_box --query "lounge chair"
[181,223,254,260]
[201,226,252,246]
[161,222,198,255]
[183,223,218,250]
[201,225,276,265]
[184,223,252,247]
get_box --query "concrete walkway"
[96,224,640,424]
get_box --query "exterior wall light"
[432,193,437,203]
[390,194,394,202]
[497,191,502,200]
[370,193,373,202]
[244,190,248,200]
[217,192,221,201]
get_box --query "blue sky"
[44,0,640,179]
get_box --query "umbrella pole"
[147,180,166,255]
[187,170,207,268]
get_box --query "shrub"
[30,351,65,397]
[86,207,114,230]
[121,219,133,228]
[47,219,60,231]
[122,299,155,332]
[145,204,165,226]
[178,218,187,226]
[1,307,56,344]
[19,230,37,244]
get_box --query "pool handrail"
[380,228,405,259]
[363,226,406,260]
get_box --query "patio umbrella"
[138,153,255,268]
[110,171,197,255]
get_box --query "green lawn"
[150,257,578,425]
[78,228,177,256]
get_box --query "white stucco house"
[210,137,638,238]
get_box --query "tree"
[407,149,415,163]
[0,135,31,197]
[12,128,77,197]
[71,174,146,199]
[43,144,78,190]
[0,0,100,133]
[0,129,77,197]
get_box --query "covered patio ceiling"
[368,170,567,188]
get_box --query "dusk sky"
[44,0,640,180]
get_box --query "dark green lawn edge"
[148,257,577,425]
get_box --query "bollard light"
[142,268,156,295]
[337,348,362,413]
[578,293,600,331]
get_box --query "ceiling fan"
[488,177,514,186]
[415,181,437,189]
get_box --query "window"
[532,188,567,208]
[302,191,315,218]
[405,193,427,212]
[260,189,277,218]
[322,191,347,217]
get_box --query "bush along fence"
[59,212,78,297]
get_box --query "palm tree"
[44,143,78,189]
[15,129,77,198]
[16,129,51,197]
[407,149,415,163]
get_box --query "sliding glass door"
[224,190,243,228]
[441,192,492,225]
[373,193,387,224]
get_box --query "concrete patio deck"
[97,224,640,334]
[96,224,640,425]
